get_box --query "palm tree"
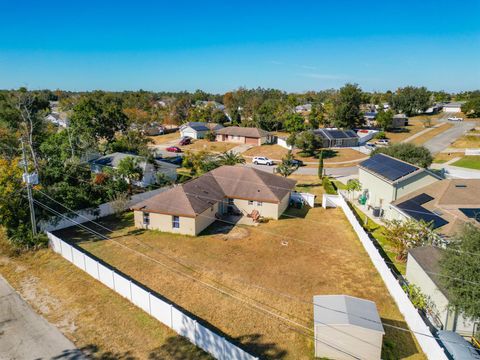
[217,151,246,166]
[116,156,143,195]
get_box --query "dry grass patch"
[244,145,366,165]
[0,246,210,359]
[409,123,454,145]
[56,206,425,360]
[451,134,480,148]
[182,139,237,153]
[148,132,179,145]
[385,118,428,143]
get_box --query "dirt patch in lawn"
[0,239,211,360]
[56,206,425,360]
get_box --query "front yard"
[244,144,366,165]
[181,139,237,153]
[451,133,480,148]
[55,195,425,359]
[451,155,480,170]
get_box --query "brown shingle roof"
[392,179,480,236]
[216,126,270,138]
[131,166,296,217]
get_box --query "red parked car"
[179,137,191,146]
[166,146,182,153]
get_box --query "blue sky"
[0,0,479,93]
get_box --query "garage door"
[245,137,258,145]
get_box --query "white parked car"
[447,116,463,122]
[375,139,390,146]
[253,156,274,166]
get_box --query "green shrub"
[374,131,387,139]
[322,177,337,195]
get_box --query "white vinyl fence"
[47,232,257,360]
[40,187,170,232]
[322,194,448,360]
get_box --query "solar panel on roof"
[328,130,346,139]
[361,154,418,181]
[396,200,449,229]
[459,208,480,223]
[410,193,434,205]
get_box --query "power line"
[35,187,480,287]
[31,192,477,349]
[30,196,364,359]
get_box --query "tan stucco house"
[131,165,296,236]
[386,179,480,237]
[215,126,272,146]
[358,154,440,218]
[406,246,478,337]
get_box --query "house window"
[172,216,180,229]
[228,198,234,205]
[257,201,263,206]
[143,212,150,225]
[248,200,253,205]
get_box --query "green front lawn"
[452,156,480,170]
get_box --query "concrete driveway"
[0,276,82,359]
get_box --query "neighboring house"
[406,246,478,337]
[425,104,444,114]
[90,152,178,187]
[392,113,408,127]
[313,295,384,360]
[358,154,440,218]
[443,102,466,113]
[179,122,223,139]
[364,111,377,126]
[216,126,273,146]
[131,165,296,236]
[356,129,379,145]
[295,103,312,114]
[313,129,359,148]
[386,179,480,237]
[276,136,293,150]
[195,100,225,111]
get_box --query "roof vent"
[433,209,443,216]
[455,184,467,188]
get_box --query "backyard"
[55,193,425,360]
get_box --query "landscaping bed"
[55,203,425,359]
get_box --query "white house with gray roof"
[179,122,223,139]
[313,295,384,360]
[90,152,178,187]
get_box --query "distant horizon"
[1,0,479,93]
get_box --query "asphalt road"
[0,276,82,360]
[424,121,475,154]
[248,163,358,177]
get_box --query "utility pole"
[21,138,37,236]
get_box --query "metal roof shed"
[313,295,385,360]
